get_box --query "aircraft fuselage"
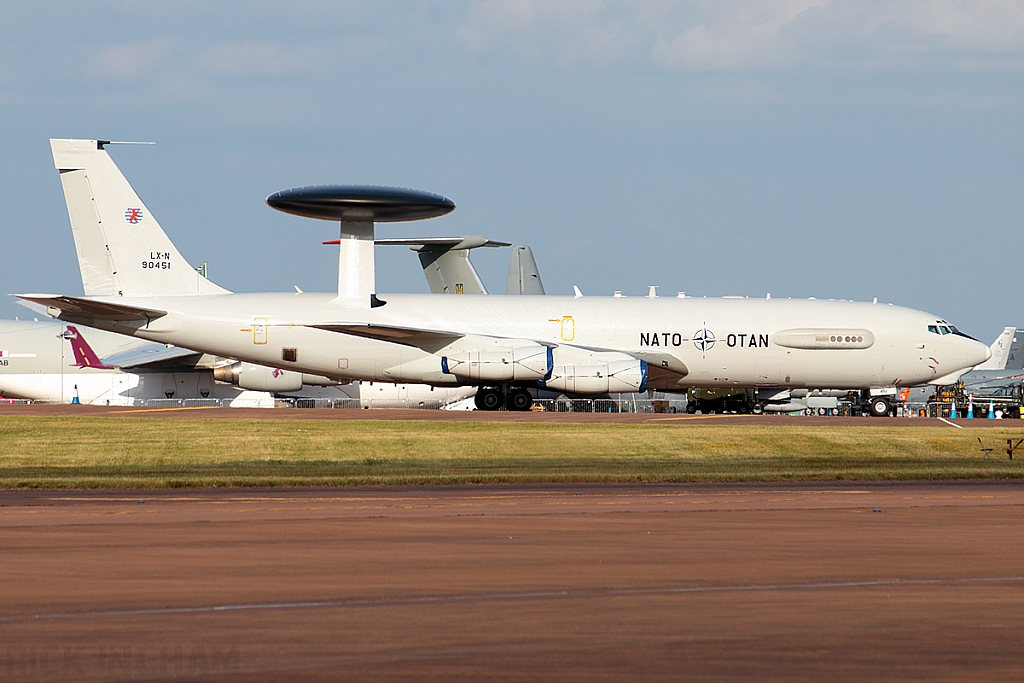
[68,293,989,391]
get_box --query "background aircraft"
[0,318,274,405]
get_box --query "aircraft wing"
[100,343,204,370]
[631,350,689,378]
[14,294,166,322]
[309,322,689,381]
[307,323,465,346]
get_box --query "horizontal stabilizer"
[14,294,166,322]
[374,236,511,249]
[100,343,203,370]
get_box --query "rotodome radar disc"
[266,185,455,222]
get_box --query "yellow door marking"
[253,317,268,345]
[560,316,575,342]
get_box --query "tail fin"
[50,139,229,297]
[374,236,509,295]
[975,326,1015,370]
[506,245,545,295]
[65,326,115,369]
[1005,329,1024,371]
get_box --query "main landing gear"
[474,385,534,412]
[868,396,892,418]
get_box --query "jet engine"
[543,358,648,393]
[441,344,551,382]
[213,361,338,392]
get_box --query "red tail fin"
[66,326,115,369]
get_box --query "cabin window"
[939,326,951,335]
[927,325,939,334]
[282,347,298,362]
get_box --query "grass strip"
[0,416,1022,488]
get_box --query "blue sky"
[2,1,1022,342]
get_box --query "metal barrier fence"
[289,398,449,410]
[531,398,688,413]
[79,396,1024,418]
[136,398,275,408]
[129,397,691,412]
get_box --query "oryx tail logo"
[125,207,143,224]
[693,326,715,357]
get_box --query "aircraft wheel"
[869,397,891,417]
[752,403,764,415]
[505,388,533,411]
[817,407,827,416]
[475,387,504,411]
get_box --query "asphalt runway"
[2,482,1023,681]
[0,403,1017,427]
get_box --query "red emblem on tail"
[125,208,143,224]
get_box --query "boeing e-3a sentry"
[20,139,990,411]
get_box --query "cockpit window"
[931,321,978,340]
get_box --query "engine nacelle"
[213,361,303,392]
[543,359,647,394]
[442,344,551,382]
[300,374,340,387]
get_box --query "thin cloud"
[88,40,174,82]
[196,41,321,78]
[454,1,1024,72]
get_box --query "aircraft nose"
[967,339,992,368]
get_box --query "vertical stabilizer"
[50,139,229,297]
[65,326,115,369]
[1004,329,1024,371]
[418,247,486,294]
[374,236,509,295]
[974,327,1015,370]
[506,245,545,295]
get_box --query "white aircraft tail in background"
[506,245,545,295]
[50,139,229,298]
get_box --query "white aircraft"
[0,319,276,405]
[19,139,990,413]
[0,319,479,408]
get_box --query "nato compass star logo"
[693,326,716,357]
